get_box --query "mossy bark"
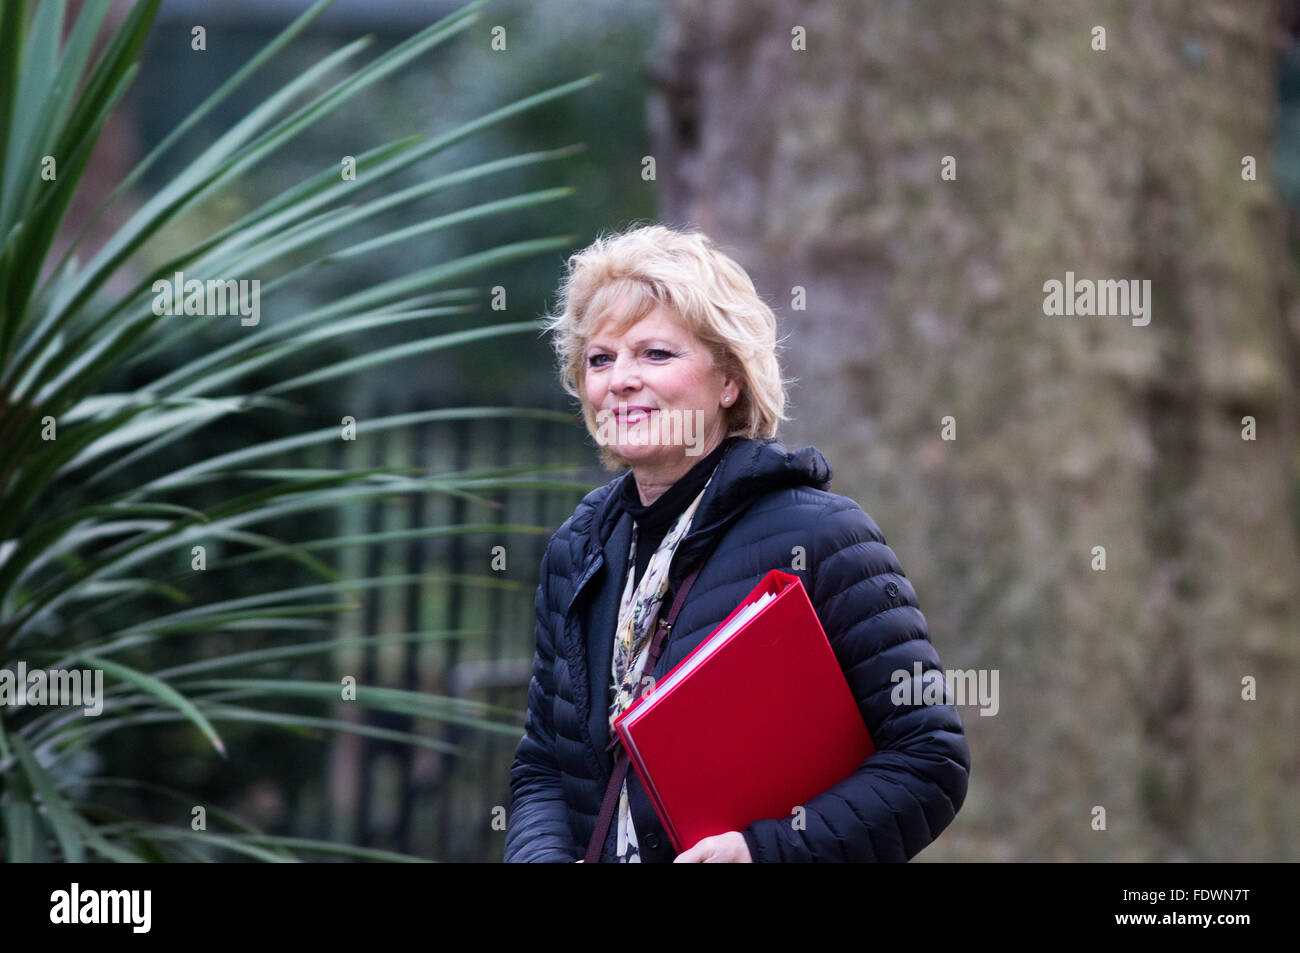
[651,0,1300,860]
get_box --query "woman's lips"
[615,408,655,422]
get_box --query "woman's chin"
[611,442,660,461]
[610,442,678,466]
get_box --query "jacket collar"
[584,436,832,581]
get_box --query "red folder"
[612,568,876,854]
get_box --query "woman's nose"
[609,353,640,392]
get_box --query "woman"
[503,224,970,862]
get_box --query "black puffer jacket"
[503,436,970,862]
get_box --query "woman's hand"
[673,831,752,862]
[575,833,752,861]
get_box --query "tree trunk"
[650,0,1300,861]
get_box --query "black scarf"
[617,436,740,590]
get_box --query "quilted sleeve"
[740,498,970,862]
[503,535,580,862]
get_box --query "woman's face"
[583,304,739,476]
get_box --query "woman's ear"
[722,377,741,406]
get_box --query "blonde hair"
[540,222,793,471]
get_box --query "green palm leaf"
[0,0,594,862]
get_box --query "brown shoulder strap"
[583,562,706,862]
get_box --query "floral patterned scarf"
[607,471,717,862]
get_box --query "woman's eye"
[587,350,672,366]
